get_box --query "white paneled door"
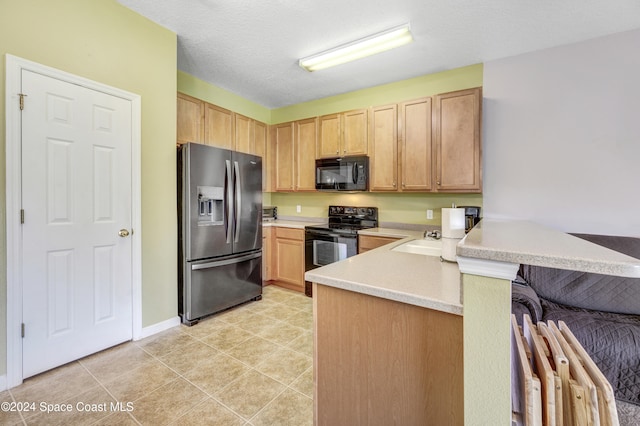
[21,70,133,378]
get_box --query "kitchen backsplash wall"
[270,192,483,226]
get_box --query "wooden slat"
[558,321,619,426]
[570,380,589,426]
[523,315,556,425]
[548,321,600,426]
[511,315,543,426]
[538,322,569,426]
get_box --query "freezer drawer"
[180,250,262,325]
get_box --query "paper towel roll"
[441,208,466,239]
[441,237,461,262]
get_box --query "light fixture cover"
[299,24,413,72]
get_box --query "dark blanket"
[541,299,640,405]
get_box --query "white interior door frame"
[5,54,143,389]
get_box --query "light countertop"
[457,219,640,278]
[305,219,640,317]
[357,227,426,239]
[305,237,463,316]
[262,219,326,229]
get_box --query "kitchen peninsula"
[306,219,640,426]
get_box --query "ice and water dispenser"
[197,186,224,225]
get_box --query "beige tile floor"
[0,285,314,426]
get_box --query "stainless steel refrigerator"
[178,143,262,325]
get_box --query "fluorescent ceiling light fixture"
[299,24,413,72]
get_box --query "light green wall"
[0,0,177,375]
[463,274,512,425]
[178,71,271,124]
[271,63,483,123]
[272,192,482,225]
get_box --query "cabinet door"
[254,120,268,192]
[274,122,295,191]
[234,113,254,154]
[177,93,204,145]
[369,104,398,191]
[400,98,433,191]
[434,88,482,192]
[204,103,234,149]
[358,235,401,253]
[275,231,304,291]
[342,109,368,156]
[295,117,318,191]
[317,114,341,158]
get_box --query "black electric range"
[305,205,379,235]
[304,206,378,296]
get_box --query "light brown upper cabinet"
[234,113,253,154]
[273,122,295,191]
[272,118,317,192]
[369,88,481,193]
[317,109,368,158]
[369,104,398,191]
[295,117,318,191]
[433,88,482,193]
[177,92,204,145]
[370,99,433,192]
[204,103,234,149]
[400,97,433,191]
[234,113,268,155]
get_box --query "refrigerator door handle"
[225,159,233,244]
[233,160,241,243]
[191,251,261,270]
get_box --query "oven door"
[305,229,357,272]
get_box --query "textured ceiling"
[117,0,640,109]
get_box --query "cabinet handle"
[336,150,339,154]
[436,181,441,185]
[393,182,396,187]
[344,149,346,154]
[402,182,405,187]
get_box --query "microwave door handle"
[352,162,358,184]
[225,159,233,244]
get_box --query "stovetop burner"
[307,205,378,234]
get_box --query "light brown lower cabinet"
[358,235,401,253]
[273,227,305,292]
[314,284,463,426]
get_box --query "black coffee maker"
[459,206,481,233]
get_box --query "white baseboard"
[0,374,7,391]
[137,316,181,340]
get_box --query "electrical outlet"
[427,209,433,220]
[296,205,302,213]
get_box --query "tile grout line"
[76,359,143,426]
[6,385,28,426]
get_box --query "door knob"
[118,229,130,237]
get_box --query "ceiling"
[117,0,640,109]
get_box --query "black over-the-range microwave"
[315,156,369,191]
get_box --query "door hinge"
[19,93,27,111]
[20,209,25,224]
[21,323,25,338]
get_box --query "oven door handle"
[307,231,354,239]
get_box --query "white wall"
[482,29,640,237]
